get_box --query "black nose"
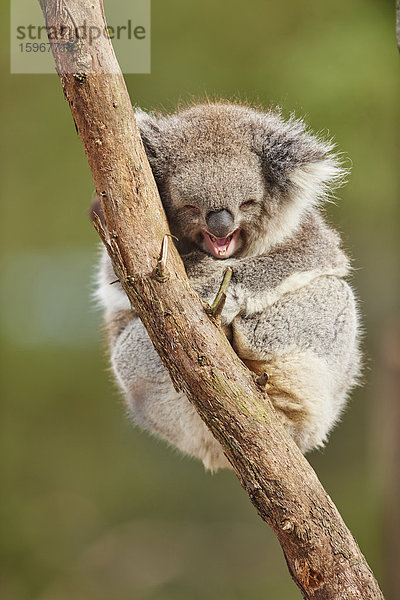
[206,209,234,237]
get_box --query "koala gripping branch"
[39,1,384,598]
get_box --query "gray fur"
[95,101,361,471]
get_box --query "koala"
[94,102,361,472]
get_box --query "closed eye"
[183,204,201,213]
[240,200,256,210]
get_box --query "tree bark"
[39,1,385,598]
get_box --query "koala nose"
[206,209,234,237]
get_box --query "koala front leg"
[231,276,360,453]
[182,251,242,323]
[110,314,230,471]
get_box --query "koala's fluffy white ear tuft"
[256,110,348,209]
[289,155,348,210]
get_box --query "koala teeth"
[202,228,240,259]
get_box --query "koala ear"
[288,154,347,210]
[134,109,168,179]
[257,111,347,208]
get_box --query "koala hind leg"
[243,353,336,453]
[110,315,231,471]
[232,277,360,453]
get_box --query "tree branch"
[206,267,232,319]
[39,1,384,598]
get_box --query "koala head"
[136,102,345,258]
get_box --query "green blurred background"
[1,1,399,598]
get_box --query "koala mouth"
[202,229,240,258]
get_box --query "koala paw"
[221,285,243,323]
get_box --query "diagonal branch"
[206,267,232,319]
[39,1,384,598]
